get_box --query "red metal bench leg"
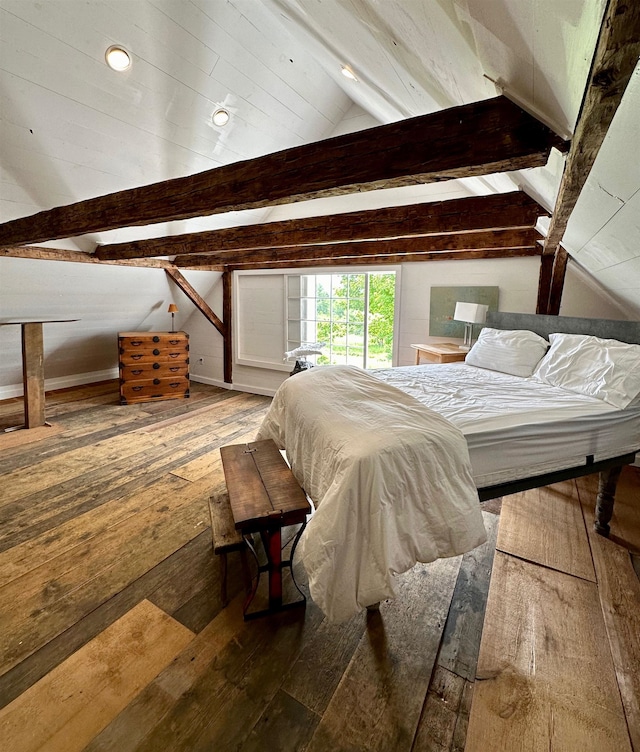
[241,522,307,620]
[265,528,283,610]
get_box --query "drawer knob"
[153,348,160,356]
[153,362,160,369]
[131,340,143,347]
[153,378,161,385]
[153,336,160,343]
[131,369,143,375]
[132,354,143,360]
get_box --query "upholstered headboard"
[486,312,640,346]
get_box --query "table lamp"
[167,303,178,332]
[454,302,488,350]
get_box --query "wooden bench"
[219,438,311,620]
[208,482,251,606]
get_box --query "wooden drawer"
[119,336,188,358]
[119,349,189,366]
[120,362,189,380]
[120,376,190,404]
[118,332,188,347]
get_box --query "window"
[287,271,396,368]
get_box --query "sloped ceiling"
[1,0,639,315]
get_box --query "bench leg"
[240,547,252,596]
[241,522,308,620]
[265,528,283,611]
[219,552,228,606]
[217,544,252,608]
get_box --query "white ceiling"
[1,0,639,316]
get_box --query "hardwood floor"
[0,380,638,751]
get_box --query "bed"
[256,313,640,621]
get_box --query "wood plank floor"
[0,380,638,751]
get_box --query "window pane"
[347,323,364,340]
[366,272,395,368]
[299,275,316,296]
[316,299,331,320]
[287,276,301,296]
[298,298,316,320]
[331,298,347,321]
[331,320,346,341]
[347,274,365,298]
[316,321,331,342]
[331,274,347,296]
[349,298,365,323]
[288,320,301,342]
[300,320,317,342]
[316,276,331,298]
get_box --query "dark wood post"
[223,270,232,385]
[22,322,46,428]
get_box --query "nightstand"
[411,343,467,365]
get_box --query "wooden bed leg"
[594,465,623,537]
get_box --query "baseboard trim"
[190,375,277,398]
[0,368,119,401]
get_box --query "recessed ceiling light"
[212,108,230,126]
[105,45,131,71]
[341,65,358,81]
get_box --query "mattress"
[371,363,640,488]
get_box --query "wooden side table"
[411,342,467,365]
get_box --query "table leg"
[22,322,46,428]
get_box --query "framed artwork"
[429,286,499,337]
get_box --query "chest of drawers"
[118,331,190,405]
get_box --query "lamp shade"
[453,302,488,324]
[167,303,178,313]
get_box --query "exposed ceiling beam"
[165,268,225,336]
[97,191,545,261]
[219,246,541,271]
[172,228,540,267]
[539,0,640,316]
[542,0,640,255]
[0,96,566,248]
[0,246,174,268]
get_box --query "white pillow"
[533,332,640,409]
[465,327,549,378]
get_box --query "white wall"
[560,260,635,320]
[0,255,630,400]
[396,256,541,366]
[0,257,181,398]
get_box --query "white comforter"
[256,365,487,622]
